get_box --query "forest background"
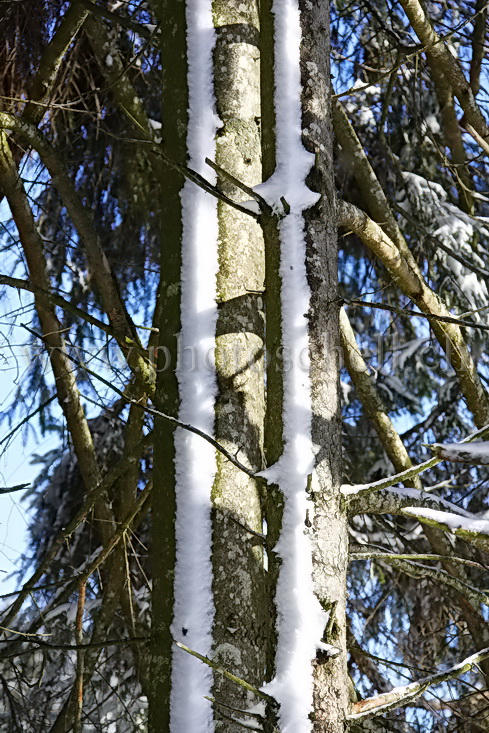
[1,1,489,732]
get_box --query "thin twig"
[204,157,272,214]
[228,516,266,541]
[0,395,56,449]
[74,582,86,733]
[77,0,159,45]
[0,273,118,338]
[345,297,489,332]
[118,137,261,220]
[204,695,265,721]
[175,641,276,704]
[21,324,266,483]
[0,483,30,495]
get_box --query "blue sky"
[0,361,58,594]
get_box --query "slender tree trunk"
[299,2,350,729]
[211,0,268,724]
[148,0,188,729]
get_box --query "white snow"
[425,114,440,134]
[239,199,261,215]
[256,1,326,731]
[340,379,352,404]
[402,507,489,536]
[432,441,489,464]
[382,486,471,516]
[169,3,219,732]
[340,466,431,496]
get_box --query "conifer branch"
[349,647,489,719]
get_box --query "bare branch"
[340,307,421,487]
[0,483,30,495]
[369,556,489,608]
[338,198,489,427]
[350,551,486,571]
[0,272,117,337]
[175,642,276,705]
[345,297,489,333]
[73,583,86,733]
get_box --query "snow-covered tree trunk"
[211,0,268,722]
[257,1,349,730]
[148,1,349,730]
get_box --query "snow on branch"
[342,460,438,499]
[347,485,472,520]
[342,421,489,500]
[400,172,489,315]
[349,646,489,720]
[401,507,489,552]
[430,441,489,465]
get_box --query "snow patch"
[403,507,489,536]
[169,3,219,732]
[258,2,327,731]
[432,441,489,464]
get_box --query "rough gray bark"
[299,2,350,729]
[211,1,268,725]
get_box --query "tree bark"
[148,0,188,729]
[211,1,268,725]
[299,2,350,729]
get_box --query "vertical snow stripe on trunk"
[170,3,219,731]
[258,1,327,730]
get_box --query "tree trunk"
[300,2,350,729]
[211,0,268,725]
[148,0,188,729]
